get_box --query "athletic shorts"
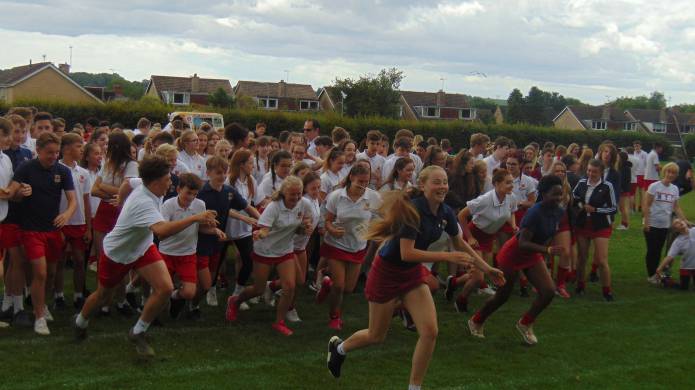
[196,252,221,271]
[0,223,21,249]
[98,245,163,288]
[93,201,119,233]
[22,230,64,262]
[62,224,89,251]
[637,175,646,190]
[469,222,495,253]
[162,253,197,283]
[575,220,612,239]
[319,243,367,264]
[251,251,295,265]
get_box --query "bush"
[685,134,695,160]
[0,99,672,156]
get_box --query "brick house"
[0,62,102,104]
[399,90,477,121]
[145,74,232,105]
[553,105,635,131]
[625,108,693,145]
[233,80,319,111]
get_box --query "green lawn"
[2,193,695,390]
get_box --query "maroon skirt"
[496,235,544,272]
[364,255,428,303]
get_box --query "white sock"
[74,292,84,299]
[337,342,346,356]
[125,282,139,294]
[24,286,29,296]
[233,284,244,296]
[408,385,421,390]
[13,296,24,314]
[117,299,128,308]
[171,290,180,300]
[75,313,89,328]
[1,293,12,311]
[54,292,64,299]
[132,318,150,335]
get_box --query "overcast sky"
[2,0,694,105]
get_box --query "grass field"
[2,193,694,390]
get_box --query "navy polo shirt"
[12,159,74,232]
[379,196,459,269]
[518,202,563,245]
[196,182,248,255]
[2,147,33,225]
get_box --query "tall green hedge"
[1,99,672,156]
[685,134,695,160]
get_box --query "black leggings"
[233,236,254,286]
[644,227,669,277]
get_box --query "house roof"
[565,105,629,122]
[400,90,469,108]
[234,81,317,100]
[0,62,53,85]
[625,108,668,124]
[149,75,232,95]
[318,86,341,109]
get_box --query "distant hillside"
[69,72,147,99]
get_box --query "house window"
[300,100,319,110]
[653,123,667,133]
[686,125,695,134]
[623,122,636,131]
[173,93,186,105]
[459,109,474,119]
[421,106,439,118]
[259,98,278,109]
[591,120,607,130]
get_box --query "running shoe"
[444,275,456,301]
[286,308,302,323]
[603,292,614,302]
[44,306,54,322]
[239,301,250,311]
[400,310,416,332]
[467,318,485,338]
[53,296,67,311]
[478,286,496,296]
[116,303,135,317]
[74,296,86,311]
[186,308,202,321]
[73,318,88,342]
[0,321,8,329]
[454,298,468,313]
[555,287,571,299]
[125,291,139,311]
[328,316,343,330]
[516,321,538,345]
[128,329,155,358]
[272,320,294,336]
[206,289,218,307]
[34,317,50,336]
[316,276,333,304]
[327,336,346,378]
[169,298,185,319]
[0,308,12,321]
[519,286,529,297]
[616,224,628,230]
[589,271,599,283]
[647,274,660,285]
[575,286,585,296]
[225,296,239,322]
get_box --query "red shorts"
[501,222,515,235]
[98,245,163,288]
[637,175,646,190]
[643,179,658,190]
[320,243,367,264]
[22,230,64,262]
[627,183,638,196]
[251,251,295,265]
[365,255,428,303]
[293,249,306,256]
[62,225,88,251]
[575,219,612,239]
[93,201,119,233]
[196,252,221,271]
[469,222,495,253]
[679,269,695,277]
[496,235,544,272]
[0,223,21,249]
[162,253,197,283]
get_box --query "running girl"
[320,148,345,202]
[256,150,292,209]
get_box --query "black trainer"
[603,292,614,302]
[454,299,468,313]
[444,275,456,301]
[73,320,88,342]
[53,296,67,311]
[116,303,134,317]
[125,292,139,311]
[74,296,85,311]
[169,298,185,319]
[327,336,346,378]
[589,272,599,283]
[24,294,32,308]
[400,310,416,332]
[519,286,529,297]
[0,308,12,321]
[575,286,585,296]
[186,308,202,321]
[12,310,33,328]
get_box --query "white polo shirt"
[339,163,353,180]
[512,174,537,204]
[320,170,342,195]
[172,160,191,176]
[627,154,639,183]
[254,197,312,258]
[87,169,100,217]
[379,180,411,193]
[381,154,416,184]
[668,228,695,269]
[356,151,386,189]
[645,150,660,181]
[59,160,91,226]
[293,195,320,250]
[483,154,502,178]
[99,160,139,187]
[158,197,205,256]
[22,137,36,157]
[646,181,679,228]
[323,187,382,252]
[225,176,256,240]
[255,174,284,204]
[467,189,517,234]
[178,150,207,179]
[0,152,13,222]
[253,157,268,184]
[633,150,648,175]
[102,185,164,265]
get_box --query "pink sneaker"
[272,320,294,336]
[225,296,239,322]
[328,317,343,330]
[315,276,333,304]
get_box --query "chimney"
[278,80,287,97]
[58,63,70,74]
[191,73,200,93]
[601,105,611,120]
[113,83,124,96]
[436,89,445,106]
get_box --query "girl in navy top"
[326,166,504,389]
[469,175,565,346]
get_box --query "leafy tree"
[69,72,146,99]
[610,91,667,110]
[208,87,234,108]
[331,68,403,118]
[506,88,525,124]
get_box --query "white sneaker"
[206,289,218,307]
[286,308,302,323]
[44,306,54,322]
[34,317,50,336]
[516,321,538,345]
[239,301,250,311]
[0,321,9,328]
[647,275,660,285]
[248,296,260,305]
[88,262,98,272]
[263,282,274,306]
[616,225,628,230]
[478,287,496,296]
[467,318,485,338]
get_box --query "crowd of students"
[0,107,694,390]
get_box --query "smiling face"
[587,164,602,182]
[349,173,370,193]
[177,186,199,208]
[422,168,449,204]
[275,158,292,179]
[542,185,564,207]
[283,184,303,209]
[305,178,321,200]
[330,155,346,174]
[37,142,60,167]
[553,164,566,180]
[495,174,514,195]
[399,162,415,182]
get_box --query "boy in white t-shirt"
[644,143,663,184]
[159,173,225,319]
[656,219,695,290]
[355,130,386,190]
[74,156,217,357]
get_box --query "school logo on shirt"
[79,175,86,183]
[363,202,370,211]
[439,219,448,230]
[655,191,676,203]
[54,174,61,183]
[228,193,234,201]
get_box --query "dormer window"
[623,122,636,131]
[460,108,474,119]
[591,120,607,130]
[422,106,439,118]
[653,123,667,133]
